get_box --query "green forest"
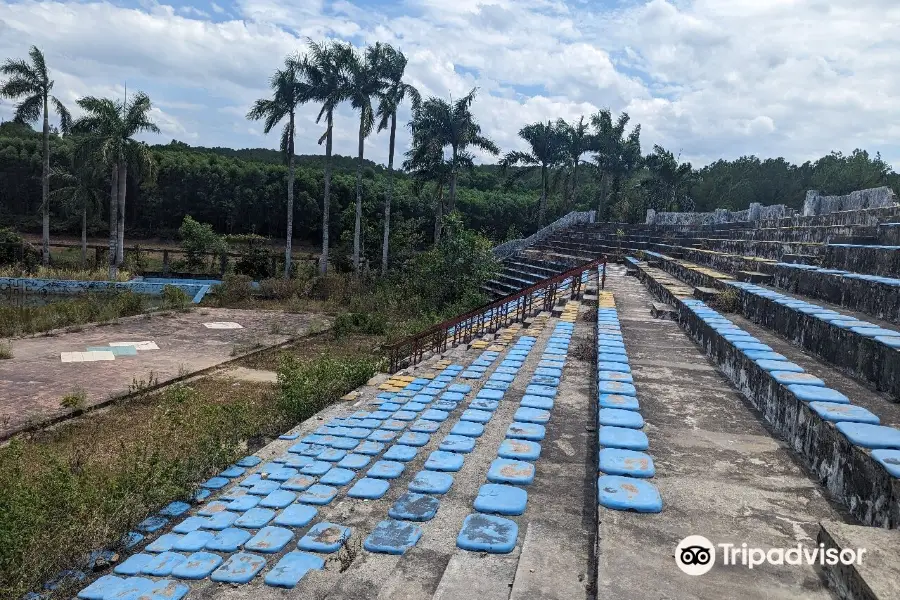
[2,121,896,242]
[2,43,899,276]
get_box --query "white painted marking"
[60,352,83,363]
[203,322,243,329]
[82,351,116,362]
[110,341,159,350]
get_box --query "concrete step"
[596,268,844,599]
[431,553,518,600]
[817,520,900,600]
[773,262,900,326]
[735,270,773,284]
[633,262,900,527]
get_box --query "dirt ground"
[0,307,328,437]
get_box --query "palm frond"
[0,58,38,83]
[51,96,71,134]
[27,46,48,81]
[12,93,42,124]
[0,76,40,99]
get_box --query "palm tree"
[247,55,310,278]
[71,92,159,279]
[375,46,419,275]
[558,115,589,209]
[346,42,389,274]
[407,89,499,234]
[500,120,565,228]
[302,39,350,275]
[1,46,71,266]
[590,109,642,220]
[641,145,698,212]
[403,129,450,243]
[49,155,103,267]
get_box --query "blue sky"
[1,0,899,169]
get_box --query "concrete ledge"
[817,520,900,600]
[635,263,900,527]
[774,264,900,326]
[634,251,900,402]
[732,287,900,402]
[0,277,210,303]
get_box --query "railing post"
[602,259,607,290]
[162,250,170,276]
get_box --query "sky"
[1,0,899,169]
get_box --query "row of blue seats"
[594,289,663,514]
[75,345,511,598]
[727,281,900,349]
[681,298,900,471]
[458,321,574,553]
[776,261,900,288]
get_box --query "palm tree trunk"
[116,155,126,267]
[319,111,333,275]
[284,112,295,279]
[538,163,548,228]
[381,112,397,276]
[108,164,118,280]
[449,146,458,213]
[41,93,50,267]
[572,159,579,207]
[434,183,444,244]
[597,171,606,220]
[353,113,365,274]
[81,205,87,268]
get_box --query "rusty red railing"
[386,257,607,372]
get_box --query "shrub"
[214,274,253,305]
[714,288,740,313]
[0,340,12,359]
[404,213,498,310]
[225,234,274,280]
[115,290,144,315]
[179,216,227,271]
[0,228,39,269]
[277,354,377,422]
[162,285,191,310]
[332,312,388,338]
[258,278,302,300]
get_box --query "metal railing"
[387,256,606,372]
[492,210,596,260]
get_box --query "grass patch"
[0,377,280,599]
[0,291,147,338]
[0,340,11,359]
[0,332,381,599]
[277,353,379,422]
[0,264,132,282]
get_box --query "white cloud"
[0,0,898,169]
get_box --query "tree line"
[3,44,899,280]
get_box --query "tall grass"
[0,291,146,337]
[0,350,380,599]
[277,354,379,421]
[0,265,132,282]
[0,381,281,599]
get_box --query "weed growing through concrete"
[714,288,740,313]
[59,387,87,410]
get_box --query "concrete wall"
[646,202,793,226]
[803,187,897,216]
[0,278,211,303]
